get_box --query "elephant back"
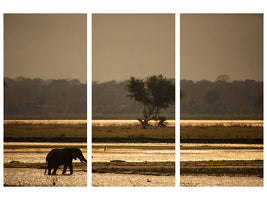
[46,148,62,162]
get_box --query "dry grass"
[92,125,175,143]
[180,126,263,143]
[4,123,87,142]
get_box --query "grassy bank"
[92,125,175,143]
[4,123,87,142]
[180,160,263,177]
[92,161,175,176]
[181,126,263,144]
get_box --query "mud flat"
[92,161,175,176]
[180,160,263,187]
[180,160,263,176]
[91,161,175,186]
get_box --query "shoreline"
[4,160,263,177]
[92,161,175,176]
[180,160,263,177]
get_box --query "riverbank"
[92,125,175,143]
[4,122,87,142]
[181,126,263,144]
[92,161,175,176]
[180,160,263,177]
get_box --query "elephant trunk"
[79,155,87,164]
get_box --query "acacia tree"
[126,75,175,128]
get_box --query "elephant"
[45,147,87,175]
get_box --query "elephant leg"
[69,163,73,174]
[47,163,52,175]
[52,166,58,175]
[62,164,68,174]
[48,168,52,175]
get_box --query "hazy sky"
[4,14,87,82]
[181,14,263,81]
[92,14,175,82]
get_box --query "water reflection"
[180,143,263,161]
[180,120,263,127]
[4,120,87,124]
[92,119,175,126]
[4,142,87,163]
[4,168,87,187]
[92,143,175,162]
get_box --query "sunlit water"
[180,120,263,127]
[92,173,175,187]
[92,119,175,126]
[4,120,87,124]
[180,143,263,161]
[92,143,175,162]
[5,119,262,127]
[4,142,87,163]
[4,168,87,187]
[180,175,263,187]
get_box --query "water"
[180,143,263,161]
[4,120,87,124]
[4,142,87,163]
[92,119,175,126]
[4,119,175,126]
[180,120,263,187]
[92,173,175,187]
[180,120,263,127]
[4,168,87,187]
[180,175,263,187]
[5,119,262,127]
[92,143,175,162]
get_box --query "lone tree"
[126,75,175,128]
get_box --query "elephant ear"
[71,148,79,160]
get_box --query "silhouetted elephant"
[45,147,87,175]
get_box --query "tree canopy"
[126,75,175,127]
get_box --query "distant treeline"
[5,77,263,120]
[4,77,86,119]
[92,80,175,119]
[181,79,263,119]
